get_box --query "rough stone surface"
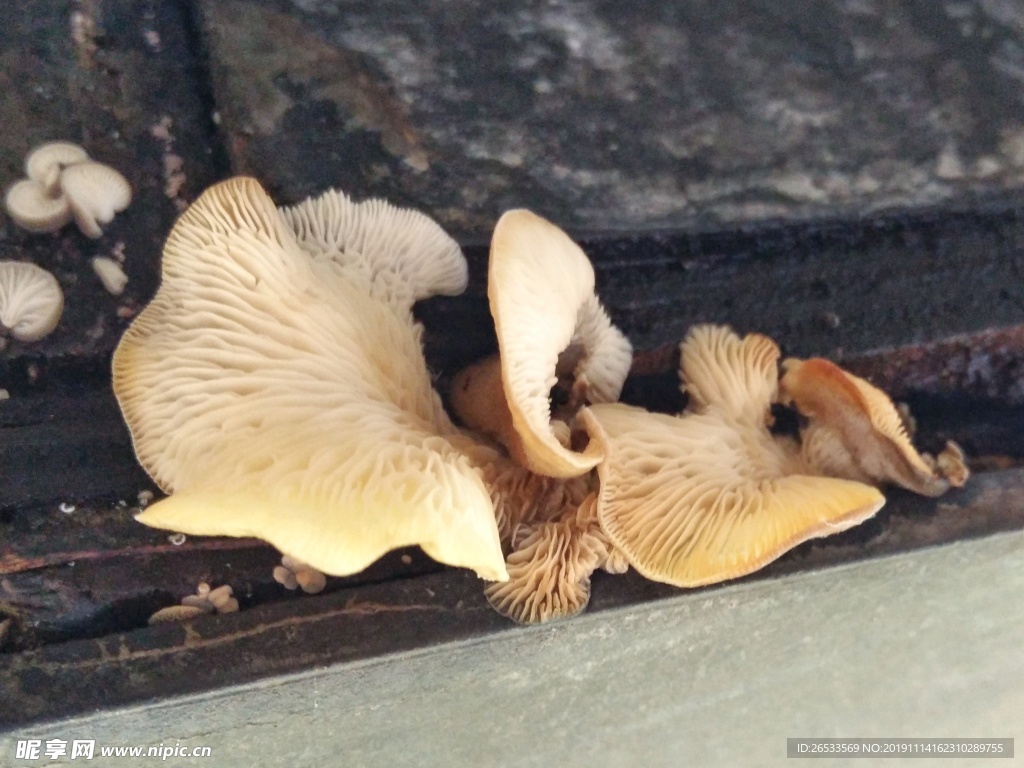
[204,0,1024,238]
[3,532,1021,767]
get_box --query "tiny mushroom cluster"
[112,177,969,627]
[148,583,239,624]
[4,141,131,238]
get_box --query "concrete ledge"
[5,531,1020,767]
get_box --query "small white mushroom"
[60,161,132,238]
[148,604,208,624]
[91,256,128,295]
[0,261,64,342]
[4,179,72,233]
[24,141,90,196]
[274,554,327,594]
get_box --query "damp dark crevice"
[172,0,234,181]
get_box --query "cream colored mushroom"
[0,261,64,342]
[25,141,90,196]
[484,493,619,623]
[280,187,468,315]
[91,256,128,295]
[4,179,72,233]
[461,209,631,479]
[580,326,886,588]
[113,176,507,582]
[779,357,957,496]
[60,161,132,238]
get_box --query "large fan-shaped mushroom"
[580,326,885,588]
[113,177,507,582]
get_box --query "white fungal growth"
[59,502,76,514]
[274,555,327,594]
[91,256,128,295]
[0,261,64,342]
[148,582,239,625]
[168,532,186,545]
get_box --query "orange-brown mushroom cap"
[581,403,885,587]
[780,357,950,497]
[487,209,631,478]
[113,177,506,582]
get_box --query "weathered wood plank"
[2,467,1022,728]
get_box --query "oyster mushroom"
[779,358,959,496]
[580,326,885,587]
[60,161,132,239]
[25,141,90,196]
[455,209,631,479]
[0,261,64,342]
[4,179,72,234]
[113,177,506,582]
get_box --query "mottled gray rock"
[203,0,1024,238]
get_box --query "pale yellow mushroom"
[484,494,620,623]
[779,358,954,496]
[148,604,209,624]
[463,209,631,479]
[113,177,507,582]
[580,326,885,588]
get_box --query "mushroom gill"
[113,177,507,582]
[580,326,885,588]
[484,494,622,624]
[470,208,632,479]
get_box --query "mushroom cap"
[488,209,632,478]
[581,403,885,587]
[59,161,132,238]
[0,260,64,342]
[91,256,129,296]
[25,141,90,180]
[25,141,90,195]
[279,188,467,316]
[680,324,780,424]
[112,176,506,581]
[4,179,72,234]
[780,357,948,496]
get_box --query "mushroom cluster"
[449,214,968,622]
[4,141,131,238]
[148,582,239,624]
[113,178,968,626]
